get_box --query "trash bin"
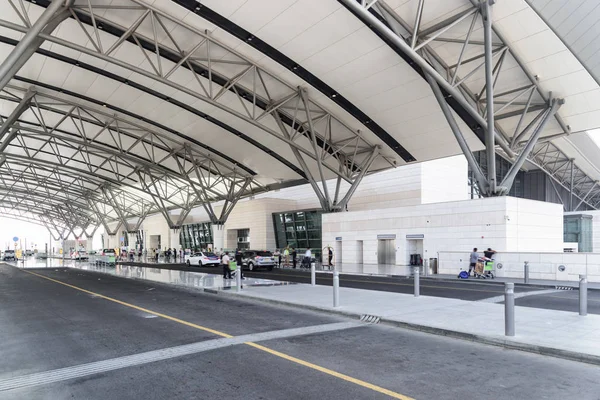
[429,258,438,275]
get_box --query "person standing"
[292,247,297,269]
[303,248,312,268]
[222,251,232,279]
[469,248,478,277]
[235,249,244,279]
[284,246,290,267]
[484,248,496,260]
[328,246,333,267]
[274,249,281,268]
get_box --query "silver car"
[242,250,275,271]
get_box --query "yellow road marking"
[22,269,413,400]
[23,270,232,338]
[246,342,413,400]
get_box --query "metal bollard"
[236,263,242,293]
[311,262,316,286]
[579,274,587,316]
[524,261,529,284]
[414,266,420,297]
[333,270,340,307]
[505,283,515,336]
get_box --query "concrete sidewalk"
[227,283,600,365]
[428,273,600,289]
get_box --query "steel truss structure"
[0,0,390,236]
[343,0,600,210]
[0,84,268,236]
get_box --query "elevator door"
[377,239,395,265]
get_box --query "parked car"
[3,250,16,261]
[100,249,116,256]
[242,250,275,271]
[25,250,33,257]
[185,252,220,267]
[71,250,89,261]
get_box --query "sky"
[0,217,53,251]
[588,129,600,148]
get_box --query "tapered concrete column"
[212,224,225,253]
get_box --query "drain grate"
[360,314,381,324]
[555,286,574,290]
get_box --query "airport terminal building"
[0,0,599,282]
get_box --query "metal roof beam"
[0,1,388,175]
[0,0,70,92]
[0,87,34,141]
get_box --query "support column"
[85,236,93,252]
[127,232,138,250]
[570,159,575,211]
[482,0,497,194]
[169,228,181,251]
[107,234,118,250]
[212,224,225,253]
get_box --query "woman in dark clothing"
[235,249,244,279]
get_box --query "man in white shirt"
[303,248,312,268]
[222,252,232,279]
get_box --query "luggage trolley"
[474,257,495,279]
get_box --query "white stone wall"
[135,157,560,257]
[505,197,564,252]
[420,155,469,204]
[220,198,296,250]
[141,213,172,251]
[439,251,600,283]
[322,197,564,271]
[254,155,468,211]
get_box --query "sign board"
[335,237,342,241]
[406,234,425,239]
[377,234,396,239]
[12,236,18,242]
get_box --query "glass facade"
[469,151,524,198]
[273,210,322,259]
[179,222,213,250]
[564,214,593,252]
[237,229,250,250]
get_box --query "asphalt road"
[118,261,600,315]
[1,264,599,400]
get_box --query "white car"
[185,252,220,267]
[71,250,89,261]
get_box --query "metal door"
[377,239,395,265]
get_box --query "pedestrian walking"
[328,246,333,267]
[222,251,232,279]
[292,247,297,269]
[303,248,312,268]
[469,248,478,277]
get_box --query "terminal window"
[273,210,322,259]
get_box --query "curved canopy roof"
[0,0,599,235]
